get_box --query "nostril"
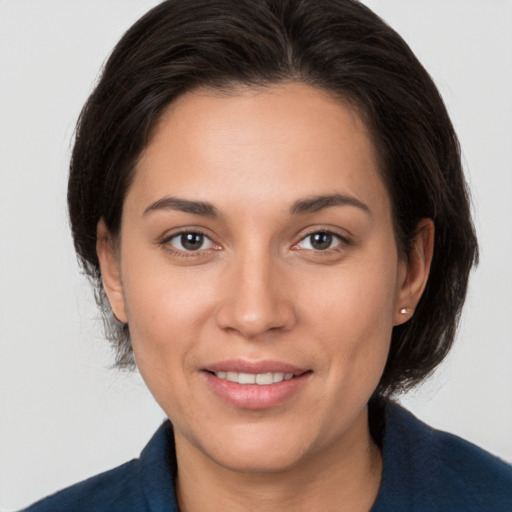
[213,273,298,338]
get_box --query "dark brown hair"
[68,0,478,396]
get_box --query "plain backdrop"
[1,0,511,510]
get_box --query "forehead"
[128,83,391,219]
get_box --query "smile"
[213,371,295,385]
[204,364,312,409]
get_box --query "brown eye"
[297,231,343,251]
[181,233,204,250]
[310,232,333,250]
[168,232,214,252]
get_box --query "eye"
[296,231,344,251]
[167,232,216,252]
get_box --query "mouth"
[202,361,312,409]
[208,371,299,385]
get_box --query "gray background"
[1,0,511,509]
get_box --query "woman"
[21,0,512,510]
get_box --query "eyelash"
[293,230,349,253]
[160,230,219,258]
[160,228,350,258]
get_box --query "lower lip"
[203,372,311,410]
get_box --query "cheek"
[303,256,398,332]
[118,248,217,370]
[120,268,215,416]
[301,253,398,376]
[125,276,211,343]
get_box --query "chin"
[210,444,309,475]
[187,421,318,474]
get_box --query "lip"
[202,359,312,410]
[204,359,308,375]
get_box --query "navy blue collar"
[139,419,178,511]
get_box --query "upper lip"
[203,359,309,375]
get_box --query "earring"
[399,307,411,315]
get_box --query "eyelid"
[158,225,350,257]
[160,228,221,254]
[293,228,351,252]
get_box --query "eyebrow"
[143,196,220,217]
[290,193,371,216]
[143,193,371,218]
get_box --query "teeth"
[256,372,275,385]
[226,371,238,382]
[239,373,256,384]
[214,371,294,385]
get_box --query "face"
[98,83,428,474]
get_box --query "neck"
[175,408,382,512]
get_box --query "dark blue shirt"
[23,402,512,511]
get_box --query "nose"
[215,250,297,340]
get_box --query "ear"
[393,218,434,326]
[96,219,128,323]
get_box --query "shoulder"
[430,427,512,506]
[373,401,512,512]
[21,459,146,512]
[21,420,178,512]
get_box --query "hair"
[68,0,478,396]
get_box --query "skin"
[97,83,433,512]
